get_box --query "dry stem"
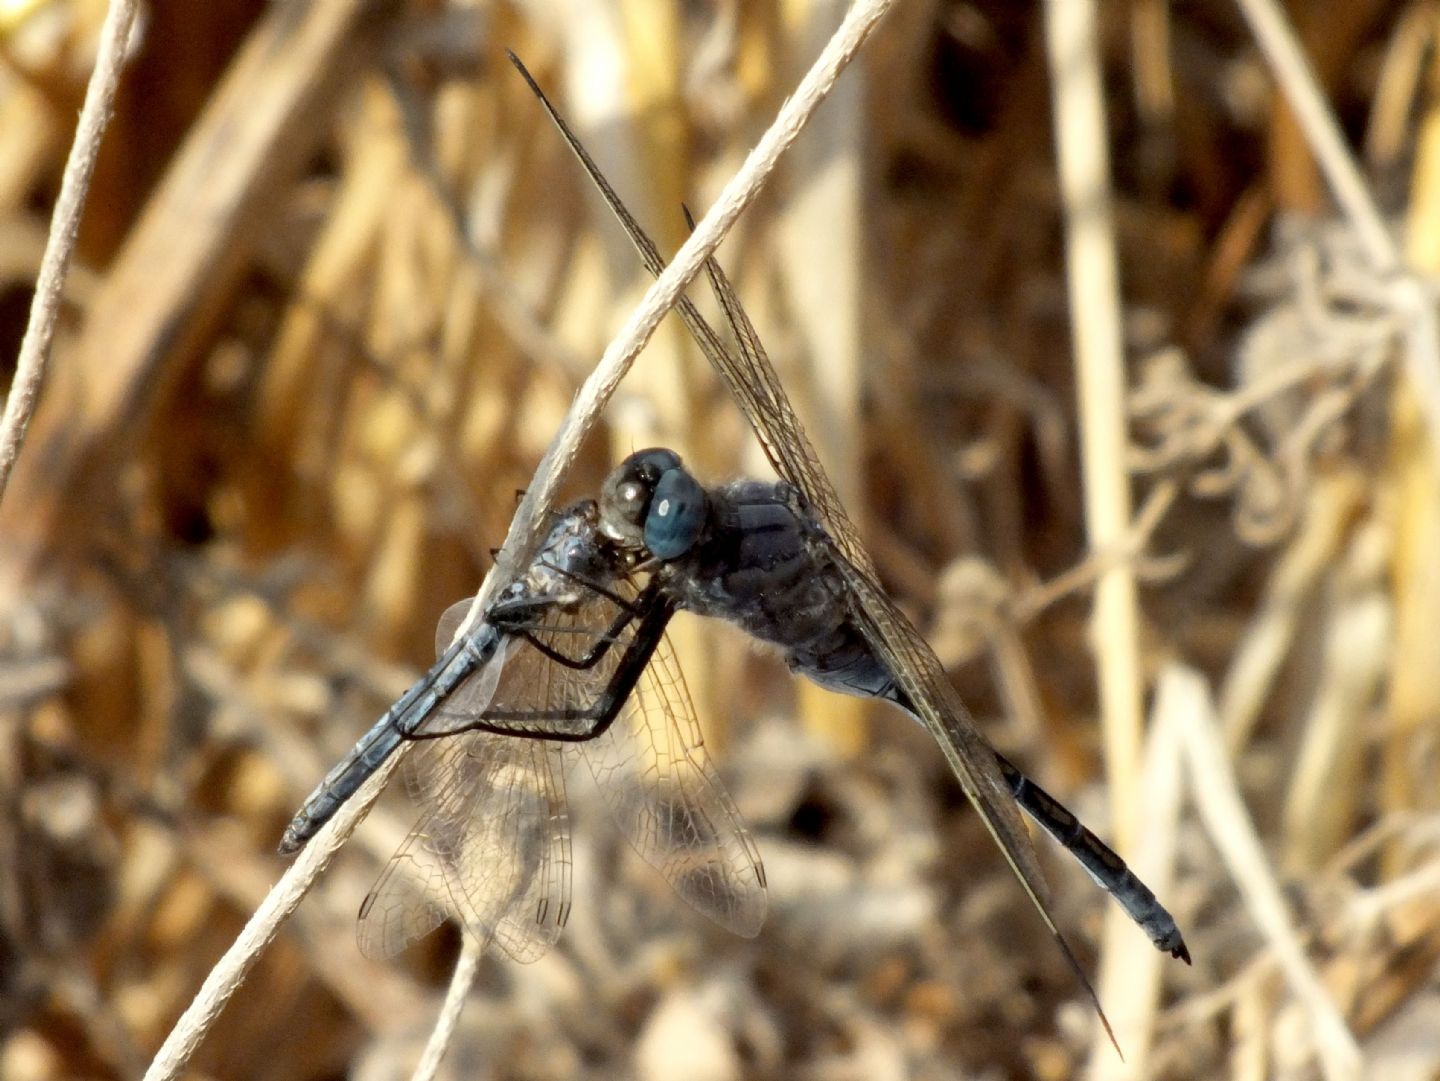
[0,0,138,504]
[1043,0,1145,844]
[1176,666,1363,1081]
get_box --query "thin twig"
[409,935,483,1081]
[1009,479,1181,626]
[0,0,138,504]
[1233,0,1398,271]
[1219,470,1363,752]
[1164,810,1440,1032]
[141,4,894,1077]
[1043,0,1145,845]
[141,761,396,1081]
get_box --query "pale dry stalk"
[0,0,139,504]
[1043,0,1145,845]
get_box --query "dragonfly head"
[600,448,708,561]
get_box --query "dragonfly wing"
[541,123,1051,918]
[355,805,455,960]
[671,207,1075,958]
[428,598,510,721]
[363,574,642,959]
[580,632,767,937]
[699,239,1157,1035]
[361,732,571,963]
[833,535,1121,1046]
[434,597,479,652]
[526,130,1054,922]
[836,563,1048,887]
[486,739,571,963]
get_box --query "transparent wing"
[506,53,1122,1047]
[280,555,612,856]
[690,250,1079,959]
[353,799,452,959]
[580,632,767,937]
[427,601,509,722]
[358,733,570,963]
[511,53,1039,891]
[359,553,665,959]
[699,247,1127,1044]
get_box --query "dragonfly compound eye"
[644,467,706,559]
[601,447,686,548]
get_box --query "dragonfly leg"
[492,579,663,671]
[408,594,677,745]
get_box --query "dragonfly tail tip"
[1156,928,1192,965]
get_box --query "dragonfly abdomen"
[278,627,499,854]
[278,718,407,855]
[993,753,1190,962]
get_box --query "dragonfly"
[281,52,1189,1030]
[567,444,1188,966]
[502,51,1190,1038]
[281,436,1188,968]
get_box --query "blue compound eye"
[643,468,705,559]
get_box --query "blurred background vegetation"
[0,0,1437,1078]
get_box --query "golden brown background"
[0,1,1434,1079]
